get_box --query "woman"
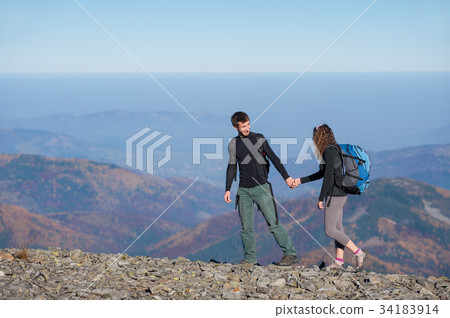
[295,124,368,271]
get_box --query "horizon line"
[1,70,450,75]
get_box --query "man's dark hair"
[231,111,250,128]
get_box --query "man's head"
[231,111,251,137]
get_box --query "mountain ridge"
[0,152,448,277]
[0,153,228,226]
[1,123,449,194]
[0,204,102,251]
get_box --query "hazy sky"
[1,0,449,72]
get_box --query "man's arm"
[225,165,236,203]
[225,164,236,192]
[225,138,237,202]
[261,136,294,187]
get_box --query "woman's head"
[312,124,336,156]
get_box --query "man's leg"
[237,187,257,264]
[253,183,297,256]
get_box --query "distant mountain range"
[0,203,185,254]
[0,111,232,185]
[0,153,231,254]
[0,152,448,277]
[0,128,117,164]
[0,204,102,252]
[0,153,228,225]
[0,110,230,152]
[1,114,449,199]
[370,144,450,189]
[0,128,84,156]
[1,108,448,149]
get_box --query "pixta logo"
[192,137,320,165]
[126,127,172,174]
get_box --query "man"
[224,111,298,266]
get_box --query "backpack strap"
[267,181,279,225]
[231,136,238,181]
[325,143,342,164]
[243,133,269,179]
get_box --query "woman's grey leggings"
[324,195,350,249]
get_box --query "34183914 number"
[380,304,439,315]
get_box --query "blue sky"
[1,0,449,72]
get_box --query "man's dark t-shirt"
[225,132,289,191]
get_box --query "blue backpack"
[329,144,371,195]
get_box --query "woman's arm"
[298,164,325,185]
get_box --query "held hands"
[286,177,301,189]
[227,178,302,201]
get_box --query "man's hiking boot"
[238,260,256,265]
[321,260,344,271]
[276,255,298,266]
[352,249,368,272]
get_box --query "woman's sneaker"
[322,260,344,271]
[352,249,368,272]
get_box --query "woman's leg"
[335,245,345,260]
[345,240,359,254]
[324,196,351,249]
[333,203,360,254]
[324,196,367,271]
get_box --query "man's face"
[235,120,251,137]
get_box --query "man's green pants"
[237,183,297,264]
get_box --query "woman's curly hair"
[313,124,337,157]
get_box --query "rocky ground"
[0,247,448,300]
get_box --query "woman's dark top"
[300,145,346,202]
